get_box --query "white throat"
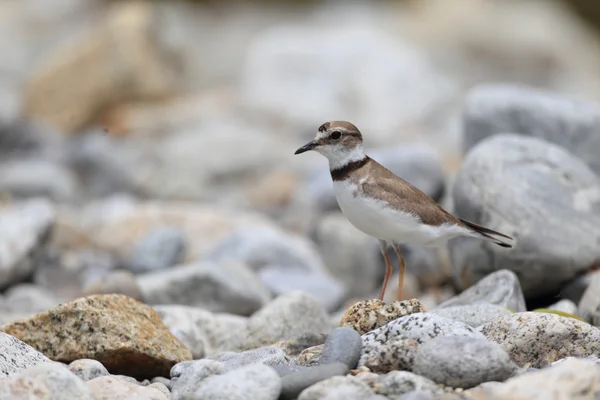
[326,144,366,170]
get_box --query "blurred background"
[2,0,600,319]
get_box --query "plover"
[295,121,515,301]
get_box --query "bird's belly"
[333,181,450,246]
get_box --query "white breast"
[333,180,471,247]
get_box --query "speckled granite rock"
[340,299,426,335]
[0,362,95,399]
[429,303,513,328]
[0,294,192,379]
[359,313,484,373]
[464,357,600,400]
[358,338,420,373]
[373,371,442,398]
[0,331,51,378]
[297,345,323,366]
[87,375,170,400]
[214,346,289,371]
[480,312,600,368]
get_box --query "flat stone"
[87,375,169,400]
[188,363,281,400]
[451,134,600,297]
[0,362,95,400]
[1,294,192,380]
[138,260,271,316]
[373,371,442,398]
[0,198,55,290]
[437,270,525,312]
[68,359,110,382]
[298,375,376,400]
[0,331,51,378]
[412,336,517,388]
[319,327,361,369]
[480,311,600,368]
[429,303,513,328]
[246,291,332,349]
[170,359,225,400]
[280,363,350,400]
[127,226,187,274]
[340,299,427,335]
[578,271,600,324]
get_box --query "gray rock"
[297,375,376,400]
[153,305,208,359]
[240,24,453,133]
[3,283,59,314]
[246,291,333,348]
[154,305,250,355]
[358,338,420,373]
[170,359,225,400]
[0,159,78,202]
[0,362,95,399]
[127,226,187,274]
[319,327,361,369]
[312,212,381,298]
[0,198,55,290]
[138,260,271,316]
[374,371,442,398]
[0,331,51,378]
[204,226,327,274]
[397,391,436,400]
[412,336,517,388]
[81,269,144,301]
[280,363,349,400]
[215,347,289,371]
[258,267,347,312]
[191,363,281,400]
[68,359,110,382]
[430,303,513,327]
[561,272,594,305]
[480,311,600,368]
[548,299,578,316]
[578,271,600,324]
[152,376,171,389]
[451,134,600,297]
[464,357,600,400]
[437,270,525,313]
[462,83,600,174]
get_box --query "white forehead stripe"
[316,130,329,140]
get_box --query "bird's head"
[294,121,365,169]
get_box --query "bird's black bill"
[294,140,318,155]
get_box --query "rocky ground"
[3,0,600,399]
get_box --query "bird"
[294,121,515,302]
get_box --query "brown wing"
[358,160,461,227]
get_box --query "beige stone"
[1,294,192,380]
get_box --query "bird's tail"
[459,218,515,248]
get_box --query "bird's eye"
[331,131,342,140]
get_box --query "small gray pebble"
[280,362,349,400]
[128,226,186,274]
[319,327,361,369]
